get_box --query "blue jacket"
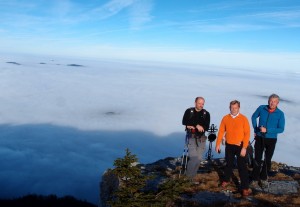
[251,105,285,139]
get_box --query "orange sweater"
[216,113,250,148]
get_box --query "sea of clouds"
[0,54,299,204]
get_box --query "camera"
[208,133,216,142]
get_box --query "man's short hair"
[268,93,280,101]
[195,97,205,102]
[229,100,240,107]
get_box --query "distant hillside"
[0,194,97,207]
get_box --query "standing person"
[215,100,251,197]
[182,97,210,180]
[251,94,285,188]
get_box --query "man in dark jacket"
[182,97,210,180]
[251,94,285,188]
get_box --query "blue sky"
[1,0,300,70]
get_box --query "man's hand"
[187,126,195,130]
[240,148,247,157]
[215,145,220,153]
[260,126,267,133]
[196,125,204,132]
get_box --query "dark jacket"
[182,107,210,136]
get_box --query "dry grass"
[270,172,294,181]
[173,165,300,206]
[170,160,300,206]
[254,192,300,207]
[292,173,300,181]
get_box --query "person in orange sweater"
[215,100,251,197]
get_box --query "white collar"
[230,113,240,118]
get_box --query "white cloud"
[181,21,265,32]
[53,45,300,72]
[181,7,300,32]
[129,0,153,29]
[0,54,299,204]
[92,0,135,19]
[89,0,154,29]
[252,10,300,20]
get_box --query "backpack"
[189,107,207,120]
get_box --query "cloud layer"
[0,54,299,204]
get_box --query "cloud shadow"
[0,124,186,204]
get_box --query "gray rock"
[255,180,299,195]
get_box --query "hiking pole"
[179,132,189,177]
[179,144,188,177]
[183,144,189,175]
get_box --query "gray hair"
[268,93,280,101]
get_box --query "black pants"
[224,143,249,190]
[252,136,277,181]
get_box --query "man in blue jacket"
[251,94,285,188]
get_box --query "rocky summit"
[100,157,300,207]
